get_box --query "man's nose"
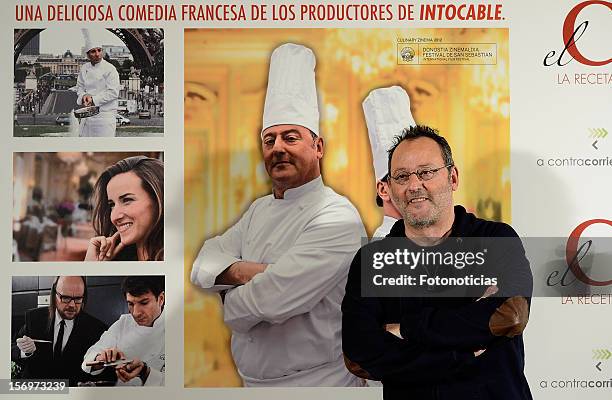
[271,136,286,153]
[133,304,145,316]
[406,172,423,191]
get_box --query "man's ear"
[450,166,459,191]
[315,136,324,160]
[158,291,165,308]
[377,181,391,201]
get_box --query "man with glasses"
[342,126,532,399]
[12,276,111,386]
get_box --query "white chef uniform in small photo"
[363,86,416,238]
[191,43,366,387]
[76,32,119,137]
[81,312,165,386]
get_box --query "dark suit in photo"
[11,307,116,386]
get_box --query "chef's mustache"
[270,156,294,167]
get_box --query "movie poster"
[2,1,611,399]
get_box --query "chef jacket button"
[248,336,254,343]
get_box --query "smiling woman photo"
[85,156,164,261]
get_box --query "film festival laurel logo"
[399,46,416,63]
[396,38,497,66]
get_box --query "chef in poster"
[363,85,417,238]
[76,29,120,137]
[190,43,366,386]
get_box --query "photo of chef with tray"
[13,28,164,138]
[75,29,120,137]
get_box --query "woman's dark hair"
[92,156,164,261]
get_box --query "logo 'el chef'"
[544,0,612,67]
[566,219,612,286]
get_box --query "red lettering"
[566,219,612,286]
[563,1,612,66]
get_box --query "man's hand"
[489,296,529,337]
[344,354,372,380]
[16,336,36,354]
[115,357,148,384]
[476,285,498,301]
[384,323,403,339]
[215,261,267,285]
[92,348,126,370]
[82,94,94,106]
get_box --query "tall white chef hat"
[262,43,320,137]
[81,29,100,53]
[363,86,416,180]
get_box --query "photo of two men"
[11,275,165,387]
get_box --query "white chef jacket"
[372,215,398,239]
[82,312,164,386]
[191,176,366,386]
[76,59,119,137]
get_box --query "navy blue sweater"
[342,205,533,400]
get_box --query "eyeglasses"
[389,164,453,185]
[56,292,84,304]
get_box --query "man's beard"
[393,184,452,229]
[404,210,439,228]
[58,306,79,320]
